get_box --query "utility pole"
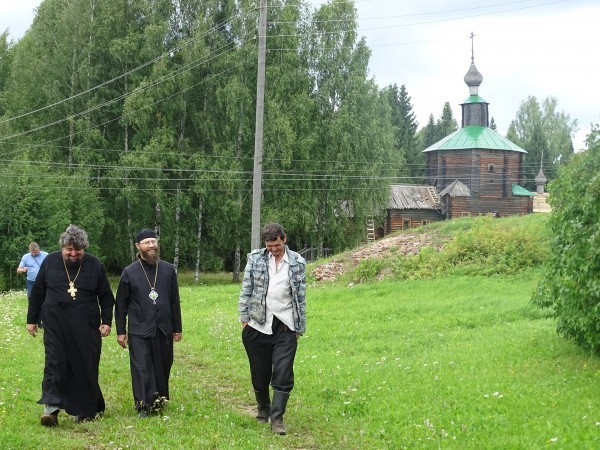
[251,0,267,249]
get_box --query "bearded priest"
[115,228,183,418]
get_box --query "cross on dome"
[464,32,483,95]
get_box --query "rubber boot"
[254,390,270,423]
[270,390,290,435]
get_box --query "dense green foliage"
[532,126,600,353]
[339,214,551,284]
[0,0,400,287]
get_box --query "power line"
[0,20,233,127]
[1,154,559,172]
[271,0,573,34]
[0,38,257,144]
[0,179,547,194]
[0,51,256,149]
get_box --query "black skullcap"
[136,228,158,243]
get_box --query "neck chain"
[138,258,159,304]
[63,256,83,300]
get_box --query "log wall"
[446,196,532,219]
[386,209,444,233]
[427,149,524,197]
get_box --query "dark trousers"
[28,280,43,327]
[128,332,173,410]
[26,279,35,298]
[242,316,298,393]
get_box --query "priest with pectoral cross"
[115,228,183,418]
[26,224,115,427]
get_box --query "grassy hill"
[310,213,552,284]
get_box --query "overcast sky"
[2,0,599,150]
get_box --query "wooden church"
[385,50,534,234]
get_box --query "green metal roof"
[423,126,527,153]
[512,184,535,196]
[462,95,488,104]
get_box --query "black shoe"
[40,411,58,427]
[138,408,149,419]
[75,415,95,423]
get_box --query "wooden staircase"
[366,218,375,242]
[427,186,440,206]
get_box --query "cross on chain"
[68,281,78,299]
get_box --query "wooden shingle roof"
[388,184,440,210]
[439,179,471,197]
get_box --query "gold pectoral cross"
[68,281,78,299]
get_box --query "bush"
[349,258,385,283]
[391,215,550,280]
[532,125,600,353]
[391,246,445,280]
[444,215,549,275]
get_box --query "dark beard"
[65,256,83,268]
[140,247,160,264]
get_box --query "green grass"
[1,271,599,449]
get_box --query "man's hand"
[26,324,38,337]
[173,332,182,342]
[117,334,128,349]
[99,324,111,337]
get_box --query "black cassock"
[115,257,182,411]
[27,251,114,418]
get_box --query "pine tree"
[436,102,458,141]
[422,114,438,149]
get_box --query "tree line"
[0,0,577,289]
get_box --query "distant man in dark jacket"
[115,228,182,418]
[238,223,306,435]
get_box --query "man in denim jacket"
[238,223,306,435]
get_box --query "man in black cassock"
[26,224,115,427]
[115,228,182,418]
